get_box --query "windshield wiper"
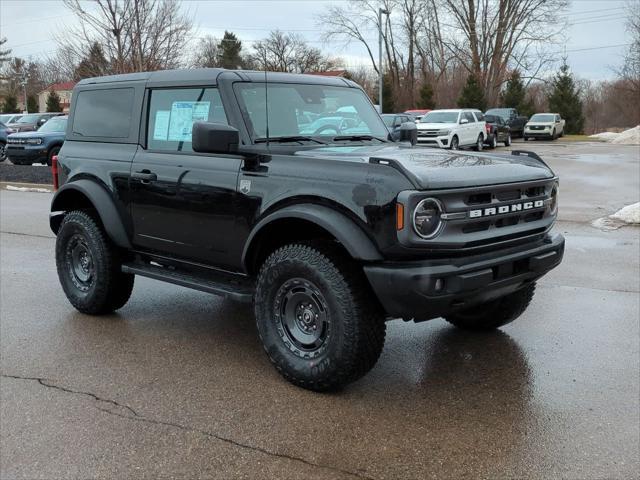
[331,135,387,142]
[254,135,327,144]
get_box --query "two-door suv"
[51,69,564,391]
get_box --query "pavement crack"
[2,373,375,480]
[1,374,138,417]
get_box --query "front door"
[130,86,243,268]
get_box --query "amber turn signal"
[396,202,405,230]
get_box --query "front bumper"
[364,233,564,321]
[6,145,48,164]
[416,134,449,148]
[525,130,553,138]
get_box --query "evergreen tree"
[27,95,38,113]
[501,71,526,109]
[217,31,243,69]
[548,61,584,134]
[417,82,435,109]
[457,74,487,111]
[74,42,109,79]
[380,73,395,113]
[46,90,62,112]
[1,95,18,113]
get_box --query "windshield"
[234,83,388,142]
[38,117,67,132]
[0,114,16,123]
[485,108,511,120]
[420,111,459,123]
[530,114,555,122]
[16,114,42,124]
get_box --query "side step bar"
[122,263,254,303]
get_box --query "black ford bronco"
[51,69,564,391]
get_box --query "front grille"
[400,178,557,252]
[529,125,545,130]
[417,130,439,137]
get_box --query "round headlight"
[549,184,559,215]
[413,198,443,239]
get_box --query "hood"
[296,144,554,189]
[417,122,457,130]
[8,130,64,139]
[7,123,36,132]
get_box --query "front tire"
[0,142,6,162]
[450,135,459,150]
[444,283,536,331]
[47,146,61,166]
[254,242,386,391]
[56,210,134,315]
[489,135,497,149]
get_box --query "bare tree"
[191,35,220,68]
[59,0,193,74]
[618,0,640,96]
[252,31,340,73]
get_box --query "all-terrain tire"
[56,210,134,315]
[444,283,536,331]
[254,241,386,391]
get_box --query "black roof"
[76,68,358,89]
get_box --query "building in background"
[38,82,76,113]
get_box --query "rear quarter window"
[72,88,135,138]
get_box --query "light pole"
[21,76,28,114]
[378,7,389,113]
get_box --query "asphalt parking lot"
[1,141,639,479]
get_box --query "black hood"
[295,144,555,189]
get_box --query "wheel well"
[244,218,345,275]
[50,189,97,233]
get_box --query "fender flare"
[50,179,132,249]
[241,203,383,270]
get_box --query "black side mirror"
[192,122,239,154]
[398,121,417,145]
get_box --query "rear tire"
[56,210,134,315]
[444,283,536,331]
[254,241,386,391]
[473,134,483,151]
[505,134,512,147]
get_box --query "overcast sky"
[0,0,634,80]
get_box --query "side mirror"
[460,118,469,124]
[398,121,417,145]
[192,122,239,154]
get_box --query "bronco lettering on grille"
[469,200,545,218]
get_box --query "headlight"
[25,138,42,145]
[438,129,451,135]
[549,184,559,215]
[413,198,443,239]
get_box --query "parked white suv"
[416,109,486,150]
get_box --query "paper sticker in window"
[168,101,210,141]
[153,110,170,140]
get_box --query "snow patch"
[5,185,52,193]
[588,126,640,145]
[610,202,640,224]
[611,126,640,145]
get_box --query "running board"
[122,263,254,303]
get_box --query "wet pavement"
[1,142,639,479]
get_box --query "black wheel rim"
[65,233,95,292]
[273,278,330,358]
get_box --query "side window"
[464,112,475,123]
[555,115,560,122]
[147,88,227,152]
[72,88,134,138]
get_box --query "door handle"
[132,170,157,183]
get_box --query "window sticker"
[168,101,210,141]
[153,110,170,140]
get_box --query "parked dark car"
[381,113,417,144]
[0,121,13,162]
[6,112,65,133]
[6,115,67,165]
[49,69,563,392]
[485,108,528,137]
[484,114,512,148]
